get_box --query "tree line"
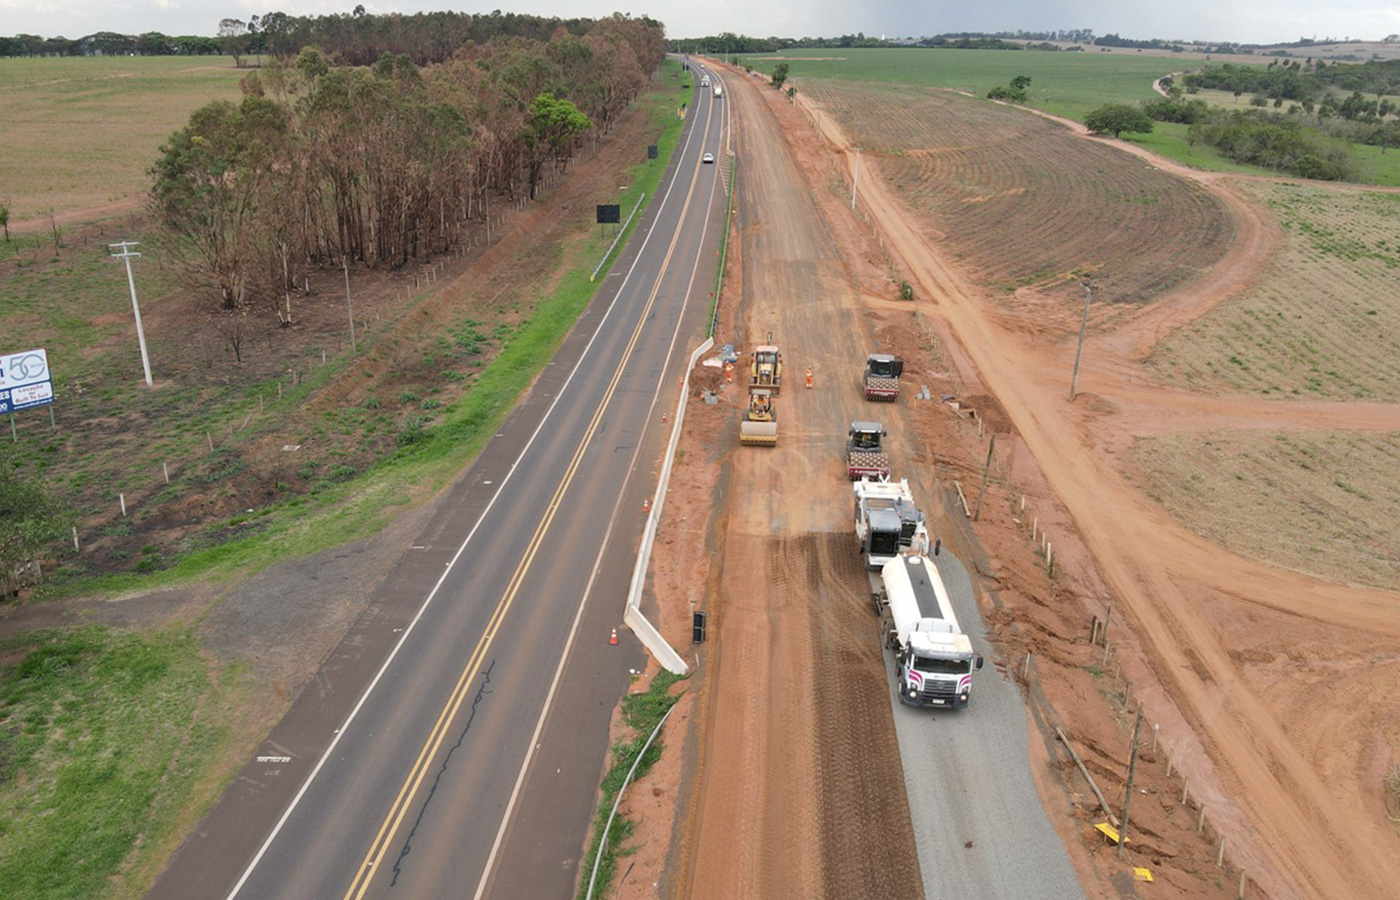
[150,16,664,315]
[1184,59,1400,105]
[0,32,221,56]
[0,9,647,63]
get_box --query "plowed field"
[803,82,1233,329]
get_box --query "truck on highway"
[862,353,903,401]
[875,553,984,709]
[714,85,723,98]
[846,421,890,480]
[853,478,927,570]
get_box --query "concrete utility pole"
[109,241,153,386]
[1069,279,1092,401]
[1118,706,1144,859]
[343,257,357,354]
[850,146,862,210]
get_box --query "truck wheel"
[870,593,882,616]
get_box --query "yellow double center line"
[340,106,717,900]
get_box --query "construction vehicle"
[853,478,928,569]
[749,338,782,394]
[863,353,903,401]
[846,421,890,480]
[874,552,984,709]
[739,388,778,446]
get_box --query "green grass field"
[0,55,245,226]
[0,626,230,900]
[740,47,1178,118]
[738,47,1400,186]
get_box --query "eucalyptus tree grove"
[150,15,663,316]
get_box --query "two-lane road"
[149,64,729,900]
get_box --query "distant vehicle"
[701,76,710,87]
[714,85,723,98]
[702,152,715,164]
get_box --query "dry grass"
[1149,181,1400,400]
[0,55,244,227]
[1134,429,1400,589]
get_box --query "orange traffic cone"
[610,627,618,645]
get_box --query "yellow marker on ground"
[1094,822,1129,845]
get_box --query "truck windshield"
[913,655,970,675]
[870,530,900,556]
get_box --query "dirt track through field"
[794,87,1400,900]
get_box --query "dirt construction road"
[794,88,1400,900]
[672,69,925,899]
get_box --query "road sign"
[596,204,621,224]
[0,347,56,414]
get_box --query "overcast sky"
[2,0,1398,45]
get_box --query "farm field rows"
[741,47,1177,118]
[745,47,1400,187]
[1150,180,1400,400]
[804,80,1233,326]
[0,55,244,227]
[789,65,1400,900]
[1135,428,1400,588]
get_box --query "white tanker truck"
[874,552,983,709]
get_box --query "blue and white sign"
[0,348,55,414]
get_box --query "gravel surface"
[888,550,1086,900]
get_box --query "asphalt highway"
[148,64,727,900]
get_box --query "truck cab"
[897,633,982,708]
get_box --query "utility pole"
[850,146,862,210]
[1118,706,1144,859]
[109,241,153,386]
[1069,278,1092,401]
[343,256,357,354]
[973,433,996,521]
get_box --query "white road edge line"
[223,73,710,900]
